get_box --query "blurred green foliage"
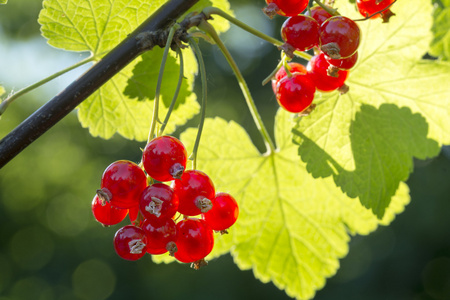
[1,1,450,300]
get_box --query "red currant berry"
[91,194,128,226]
[172,170,215,216]
[203,193,239,232]
[139,183,179,220]
[307,53,349,92]
[320,16,361,59]
[174,218,214,263]
[356,0,394,20]
[143,136,187,182]
[276,72,316,113]
[281,15,320,55]
[304,5,333,26]
[271,62,307,94]
[325,51,358,70]
[264,0,308,18]
[100,160,147,209]
[113,225,148,261]
[141,217,177,255]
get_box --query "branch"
[0,0,199,169]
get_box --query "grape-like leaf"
[292,0,450,218]
[38,0,232,140]
[153,110,409,300]
[430,0,450,60]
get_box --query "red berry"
[141,217,177,255]
[281,15,320,53]
[143,136,187,182]
[271,62,307,94]
[114,225,148,261]
[172,170,215,216]
[100,160,147,209]
[264,0,308,17]
[356,0,394,19]
[128,205,140,223]
[139,183,179,220]
[307,53,349,92]
[305,5,333,26]
[325,51,358,70]
[275,72,316,113]
[203,193,239,231]
[320,16,361,59]
[174,218,214,263]
[91,194,128,226]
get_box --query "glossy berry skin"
[320,16,361,59]
[143,136,187,182]
[203,193,239,231]
[141,217,177,255]
[265,0,308,17]
[172,170,215,216]
[305,5,333,25]
[307,53,349,92]
[356,0,394,19]
[325,51,358,70]
[101,160,147,209]
[276,72,316,113]
[281,15,320,52]
[139,183,179,221]
[174,218,214,263]
[114,225,148,261]
[91,195,128,226]
[271,62,307,94]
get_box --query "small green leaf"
[292,0,450,218]
[0,0,7,5]
[124,48,191,109]
[430,0,450,60]
[154,110,409,299]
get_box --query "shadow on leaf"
[293,103,440,218]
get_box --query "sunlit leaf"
[292,0,450,218]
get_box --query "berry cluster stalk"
[197,20,276,154]
[148,25,178,143]
[159,47,184,136]
[188,37,208,169]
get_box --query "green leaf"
[124,48,191,109]
[0,0,7,5]
[292,0,450,218]
[154,110,409,299]
[38,0,233,140]
[0,86,4,96]
[430,0,450,60]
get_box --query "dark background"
[0,1,449,299]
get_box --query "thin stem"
[261,59,283,86]
[147,25,178,143]
[312,0,339,16]
[188,37,207,170]
[202,7,312,61]
[0,55,95,116]
[198,20,276,154]
[159,47,184,136]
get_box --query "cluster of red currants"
[91,136,239,269]
[264,0,395,114]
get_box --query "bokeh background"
[1,1,450,300]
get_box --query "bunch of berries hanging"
[92,136,239,269]
[263,0,396,114]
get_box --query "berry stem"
[148,25,178,143]
[202,7,312,61]
[261,59,284,86]
[197,20,276,154]
[0,55,95,116]
[188,37,208,170]
[159,47,184,136]
[312,0,339,16]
